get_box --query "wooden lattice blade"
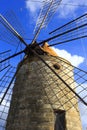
[49,13,87,35]
[33,50,87,108]
[0,66,16,129]
[0,50,11,73]
[4,11,26,39]
[32,0,62,44]
[38,13,87,46]
[0,12,28,47]
[0,50,25,64]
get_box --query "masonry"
[6,43,82,130]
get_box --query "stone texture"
[6,54,82,130]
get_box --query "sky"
[0,0,87,130]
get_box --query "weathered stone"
[6,53,82,130]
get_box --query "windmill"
[0,0,87,130]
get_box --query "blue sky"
[0,0,87,68]
[0,0,87,130]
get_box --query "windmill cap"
[41,42,71,65]
[41,42,58,56]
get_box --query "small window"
[54,110,67,130]
[53,64,61,70]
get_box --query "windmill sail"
[49,13,87,35]
[0,12,27,47]
[0,66,16,129]
[4,11,26,38]
[38,13,87,46]
[32,0,62,43]
[32,44,87,107]
[0,50,11,72]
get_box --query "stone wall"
[6,55,82,130]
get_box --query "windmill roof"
[41,42,58,56]
[41,42,71,65]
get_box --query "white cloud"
[25,0,43,23]
[26,0,42,13]
[52,47,84,67]
[25,0,87,18]
[58,0,87,18]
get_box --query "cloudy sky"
[0,0,87,130]
[25,0,87,68]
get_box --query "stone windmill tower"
[0,1,87,130]
[6,42,83,130]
